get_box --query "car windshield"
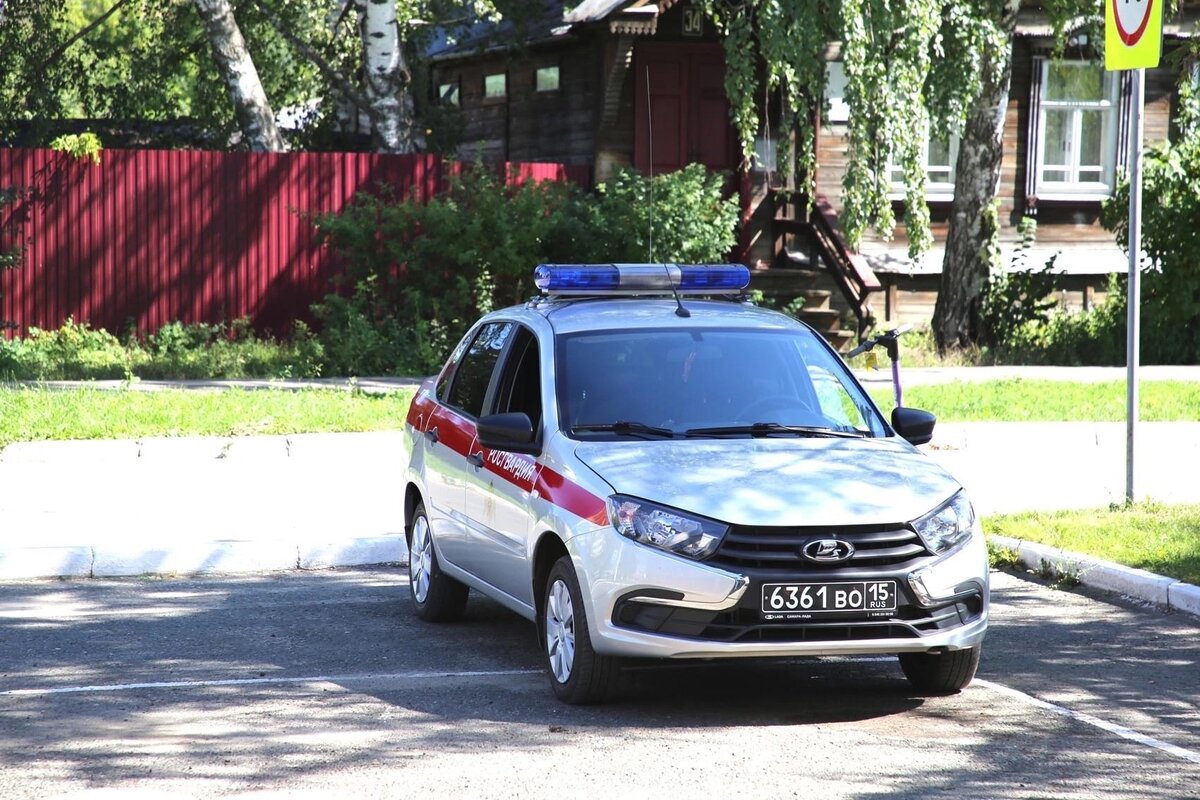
[556,326,887,439]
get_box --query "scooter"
[846,325,913,407]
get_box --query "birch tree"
[192,0,286,151]
[929,0,1021,349]
[256,0,499,153]
[351,0,416,153]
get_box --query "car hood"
[573,437,962,527]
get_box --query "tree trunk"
[932,0,1021,352]
[192,0,286,152]
[354,0,418,154]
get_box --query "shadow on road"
[0,569,1196,798]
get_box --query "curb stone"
[0,538,411,580]
[989,533,1198,619]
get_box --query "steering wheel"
[733,394,817,422]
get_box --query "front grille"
[614,593,983,644]
[709,524,929,571]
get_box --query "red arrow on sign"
[1113,0,1155,46]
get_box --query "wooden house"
[427,1,1198,345]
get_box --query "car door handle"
[425,427,439,445]
[467,452,485,468]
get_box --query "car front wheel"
[543,556,622,704]
[407,502,469,622]
[899,645,981,694]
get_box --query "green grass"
[984,502,1200,585]
[0,387,416,446]
[868,379,1200,422]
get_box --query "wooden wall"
[431,40,600,166]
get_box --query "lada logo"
[801,538,855,564]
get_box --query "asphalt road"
[1,568,1197,799]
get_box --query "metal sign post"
[1105,0,1161,504]
[1126,69,1144,504]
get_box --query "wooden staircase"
[749,269,856,352]
[751,191,881,351]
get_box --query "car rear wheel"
[899,645,981,694]
[543,556,622,704]
[407,502,468,622]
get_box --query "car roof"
[518,297,806,335]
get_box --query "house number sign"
[682,7,703,37]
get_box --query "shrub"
[0,319,323,381]
[978,218,1058,350]
[1101,81,1200,364]
[312,162,741,375]
[591,164,740,264]
[995,274,1127,366]
[0,318,135,380]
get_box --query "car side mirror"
[891,407,936,446]
[477,412,541,456]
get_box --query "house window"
[889,134,959,199]
[536,66,560,93]
[1034,60,1120,197]
[484,72,507,99]
[438,81,460,107]
[824,61,849,123]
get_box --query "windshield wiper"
[685,422,867,439]
[571,421,677,439]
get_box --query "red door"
[634,44,737,175]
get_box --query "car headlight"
[912,492,977,555]
[608,495,728,560]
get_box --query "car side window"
[492,327,543,430]
[436,330,475,402]
[446,322,513,418]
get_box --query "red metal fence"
[0,149,589,337]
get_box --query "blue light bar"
[534,263,751,296]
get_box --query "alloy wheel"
[409,515,432,603]
[545,578,576,683]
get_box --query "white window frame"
[888,133,959,200]
[1033,60,1121,199]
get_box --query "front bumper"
[572,525,989,660]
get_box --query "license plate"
[761,580,897,620]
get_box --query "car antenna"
[646,66,689,318]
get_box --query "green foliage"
[593,165,740,264]
[0,318,134,380]
[0,318,323,381]
[49,133,103,164]
[1,0,339,149]
[0,0,80,142]
[995,275,1127,366]
[312,164,738,374]
[978,217,1058,350]
[705,1,1102,262]
[0,187,24,275]
[986,539,1021,571]
[1102,81,1200,364]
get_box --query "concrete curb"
[989,533,1200,619]
[0,537,410,580]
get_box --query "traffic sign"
[1106,0,1163,70]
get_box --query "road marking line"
[0,669,543,697]
[976,678,1200,765]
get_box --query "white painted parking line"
[975,678,1200,766]
[0,669,543,697]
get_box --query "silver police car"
[402,264,988,704]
